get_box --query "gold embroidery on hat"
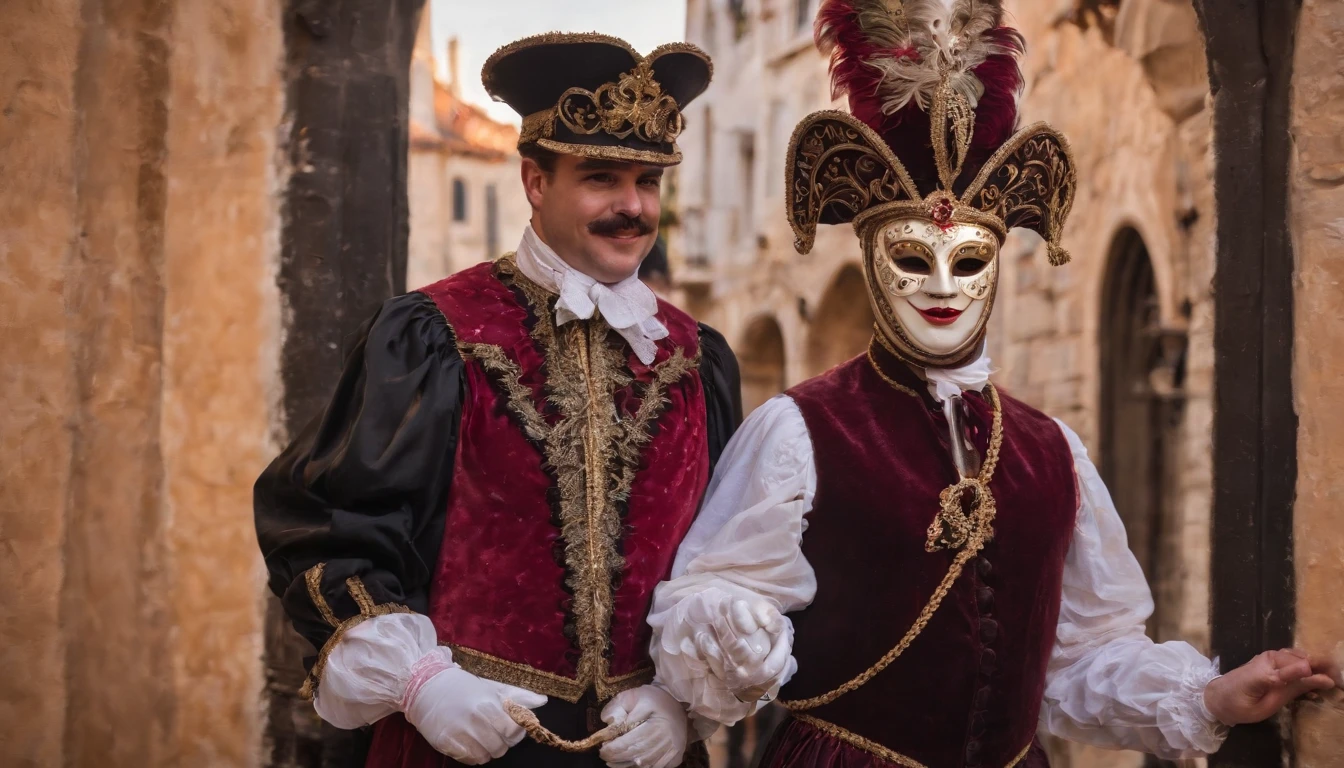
[557,59,684,145]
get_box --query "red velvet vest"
[417,257,710,702]
[773,343,1077,768]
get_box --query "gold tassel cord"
[503,701,642,753]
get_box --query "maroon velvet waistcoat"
[415,258,710,702]
[774,345,1077,768]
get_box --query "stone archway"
[1098,227,1185,650]
[738,315,787,415]
[805,265,874,377]
[1096,228,1182,642]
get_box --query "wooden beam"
[265,1,424,765]
[1192,1,1300,765]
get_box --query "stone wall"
[1290,1,1344,764]
[0,1,283,764]
[1004,0,1215,659]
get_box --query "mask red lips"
[916,306,964,326]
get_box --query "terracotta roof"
[416,81,518,160]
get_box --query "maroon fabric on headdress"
[814,0,1025,194]
[767,344,1076,768]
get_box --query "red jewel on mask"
[929,197,955,230]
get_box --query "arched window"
[1099,228,1186,647]
[484,184,499,259]
[739,316,787,414]
[805,265,873,377]
[452,178,467,222]
[728,0,748,40]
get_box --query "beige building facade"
[407,10,530,289]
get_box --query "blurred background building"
[406,5,529,289]
[2,1,1342,767]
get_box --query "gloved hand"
[599,685,690,768]
[692,595,792,700]
[403,662,547,765]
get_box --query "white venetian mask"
[865,217,998,366]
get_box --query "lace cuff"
[1157,656,1229,754]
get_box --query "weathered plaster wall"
[0,1,282,764]
[1007,0,1215,652]
[0,1,81,763]
[160,0,283,763]
[1290,1,1344,764]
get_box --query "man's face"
[522,154,663,284]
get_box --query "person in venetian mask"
[645,2,1341,767]
[255,33,740,768]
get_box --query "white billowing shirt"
[646,358,1228,759]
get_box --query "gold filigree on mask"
[962,126,1078,265]
[784,97,1078,265]
[785,110,922,253]
[931,78,975,191]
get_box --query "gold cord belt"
[780,343,1004,712]
[503,701,640,752]
[794,714,1032,768]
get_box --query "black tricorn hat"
[482,32,713,166]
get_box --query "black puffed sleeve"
[254,292,462,689]
[697,323,743,471]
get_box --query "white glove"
[599,685,690,768]
[403,663,547,765]
[693,595,792,699]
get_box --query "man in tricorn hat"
[647,2,1341,767]
[255,33,738,768]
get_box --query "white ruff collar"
[924,350,995,403]
[924,348,997,426]
[513,225,668,365]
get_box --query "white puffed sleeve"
[1039,420,1227,757]
[647,395,819,727]
[313,612,455,730]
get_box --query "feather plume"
[814,0,1024,191]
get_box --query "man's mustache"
[588,214,655,237]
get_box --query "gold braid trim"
[299,575,414,700]
[781,384,1004,712]
[459,342,553,443]
[794,715,1033,768]
[864,336,922,399]
[563,320,627,697]
[346,576,376,614]
[535,138,682,166]
[471,257,690,702]
[610,348,700,510]
[452,646,584,702]
[450,646,654,704]
[495,257,655,701]
[304,563,340,627]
